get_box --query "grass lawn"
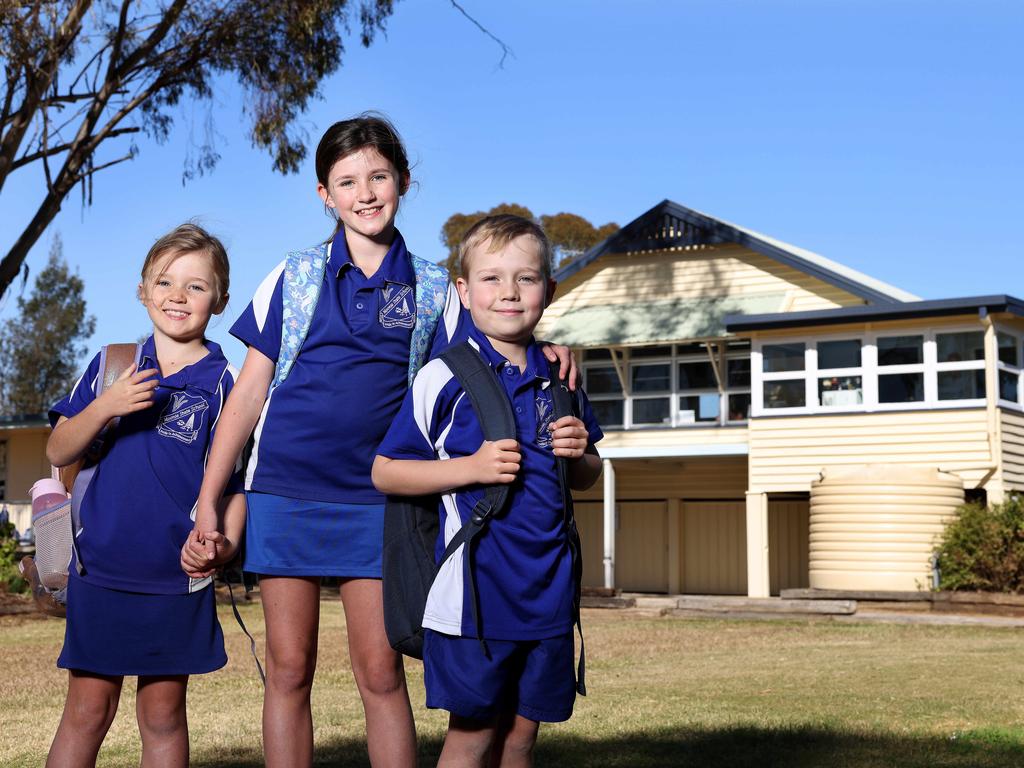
[2,597,1024,767]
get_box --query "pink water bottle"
[30,478,68,516]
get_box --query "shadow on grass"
[192,725,1024,768]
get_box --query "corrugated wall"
[574,456,748,502]
[769,499,810,593]
[1002,409,1024,491]
[2,428,50,501]
[681,501,747,594]
[537,245,864,338]
[748,409,994,493]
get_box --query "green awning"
[545,293,787,347]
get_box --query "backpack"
[21,343,142,617]
[381,342,587,695]
[273,244,450,389]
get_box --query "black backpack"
[381,342,587,695]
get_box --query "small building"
[538,200,1024,597]
[0,413,50,537]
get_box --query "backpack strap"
[547,361,588,696]
[438,342,517,654]
[274,245,328,389]
[64,343,143,575]
[408,255,450,386]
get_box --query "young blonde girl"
[46,224,245,768]
[185,114,574,767]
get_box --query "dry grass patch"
[2,601,1023,766]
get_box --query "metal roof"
[725,294,1024,332]
[555,200,919,304]
[544,293,787,347]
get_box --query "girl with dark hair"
[184,114,574,767]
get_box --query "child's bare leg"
[47,670,122,768]
[261,575,321,768]
[488,712,539,768]
[438,714,498,768]
[339,577,416,767]
[136,675,188,768]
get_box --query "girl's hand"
[181,529,216,578]
[470,439,521,484]
[540,343,579,391]
[549,416,589,460]
[96,364,159,420]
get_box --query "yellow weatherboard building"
[538,200,1024,598]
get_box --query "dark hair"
[140,223,230,310]
[459,214,553,282]
[316,113,411,236]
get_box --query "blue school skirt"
[243,492,385,578]
[58,575,226,676]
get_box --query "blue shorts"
[58,575,226,677]
[244,492,384,578]
[423,630,577,723]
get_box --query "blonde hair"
[140,223,230,308]
[458,214,552,281]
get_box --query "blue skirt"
[58,576,226,676]
[244,492,384,578]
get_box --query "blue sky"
[1,0,1021,365]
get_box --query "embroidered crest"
[535,392,554,449]
[379,284,415,329]
[157,391,209,445]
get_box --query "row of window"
[580,328,1024,429]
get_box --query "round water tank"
[809,465,963,591]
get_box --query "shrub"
[0,516,28,593]
[935,493,1024,592]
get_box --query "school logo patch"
[157,391,209,445]
[379,284,415,329]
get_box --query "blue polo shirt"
[49,338,244,595]
[377,328,603,640]
[230,228,462,504]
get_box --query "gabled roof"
[554,200,919,305]
[725,294,1024,332]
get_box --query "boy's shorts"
[423,629,577,723]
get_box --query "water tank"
[809,465,964,591]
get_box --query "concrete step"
[674,595,857,615]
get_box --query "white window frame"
[996,327,1024,411]
[580,343,752,430]
[752,324,989,417]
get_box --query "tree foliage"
[0,234,95,415]
[936,494,1024,592]
[440,204,617,275]
[0,0,399,298]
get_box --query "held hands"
[96,363,159,420]
[180,528,237,579]
[549,416,589,460]
[470,439,521,484]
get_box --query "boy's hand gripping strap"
[274,245,328,389]
[438,342,517,654]
[546,360,587,696]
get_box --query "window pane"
[879,372,924,403]
[764,379,805,408]
[727,393,751,421]
[937,370,986,400]
[632,398,671,425]
[678,361,716,389]
[818,376,863,407]
[762,343,805,373]
[818,339,861,369]
[583,348,612,361]
[631,363,670,392]
[727,358,750,387]
[679,394,720,423]
[1000,370,1020,402]
[586,366,622,395]
[878,335,923,366]
[631,345,672,358]
[591,399,624,427]
[998,333,1019,366]
[937,332,985,363]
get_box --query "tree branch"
[11,126,140,170]
[448,1,513,69]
